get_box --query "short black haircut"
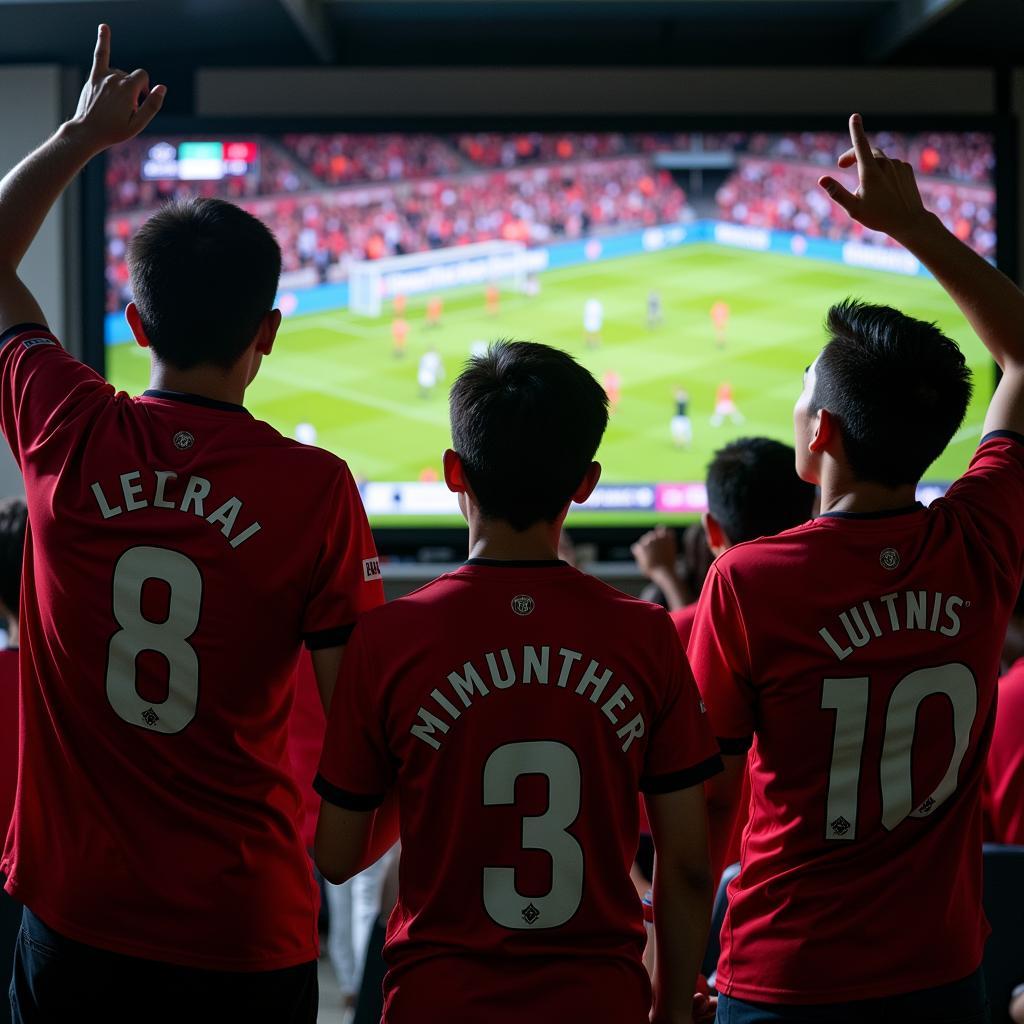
[706,437,816,545]
[811,298,973,487]
[0,497,27,618]
[127,198,282,371]
[450,340,609,531]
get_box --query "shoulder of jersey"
[712,518,822,574]
[577,570,680,626]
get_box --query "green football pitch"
[107,243,991,525]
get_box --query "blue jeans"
[10,909,318,1024]
[717,968,989,1024]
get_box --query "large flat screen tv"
[94,121,1004,527]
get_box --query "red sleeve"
[686,562,756,753]
[639,611,722,793]
[0,323,112,467]
[940,432,1024,581]
[314,621,394,809]
[301,464,385,649]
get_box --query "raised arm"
[820,114,1024,438]
[0,25,164,332]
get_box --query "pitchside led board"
[96,125,1003,527]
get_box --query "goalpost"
[348,239,539,317]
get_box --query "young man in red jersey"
[0,28,383,1022]
[984,586,1024,845]
[314,340,723,1024]
[688,114,1024,1023]
[633,438,815,649]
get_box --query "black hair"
[127,198,282,371]
[706,437,816,545]
[811,298,973,487]
[450,340,609,531]
[0,497,27,618]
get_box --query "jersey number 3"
[105,546,203,734]
[821,662,978,841]
[482,740,584,930]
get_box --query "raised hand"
[71,25,165,152]
[818,114,927,242]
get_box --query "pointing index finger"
[849,113,874,176]
[92,23,110,79]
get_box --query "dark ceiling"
[0,0,1020,71]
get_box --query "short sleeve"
[0,324,112,467]
[314,622,394,810]
[640,611,723,794]
[686,562,756,753]
[939,431,1024,581]
[301,464,385,649]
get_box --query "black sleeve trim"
[0,323,53,348]
[717,735,753,755]
[314,772,386,811]
[303,623,355,650]
[640,753,724,794]
[981,430,1024,446]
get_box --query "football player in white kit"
[418,346,444,398]
[584,297,604,348]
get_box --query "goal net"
[348,239,536,317]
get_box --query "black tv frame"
[81,113,1017,559]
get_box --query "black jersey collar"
[464,558,568,568]
[142,389,248,414]
[818,502,923,520]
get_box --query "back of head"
[706,437,816,545]
[0,497,27,618]
[127,198,282,371]
[450,340,609,531]
[812,298,973,487]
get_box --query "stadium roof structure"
[0,0,1018,72]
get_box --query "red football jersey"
[0,649,16,844]
[670,603,698,648]
[688,433,1024,1004]
[0,325,384,970]
[287,651,327,851]
[984,658,1024,844]
[317,559,721,1023]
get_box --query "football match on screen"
[103,129,996,524]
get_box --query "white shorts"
[671,415,692,443]
[418,372,438,389]
[714,400,737,418]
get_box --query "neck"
[5,618,17,649]
[149,360,248,408]
[817,462,918,516]
[467,513,562,562]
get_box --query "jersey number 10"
[821,662,978,841]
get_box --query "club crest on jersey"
[363,557,382,582]
[511,594,535,617]
[880,547,900,570]
[173,430,195,451]
[521,903,541,925]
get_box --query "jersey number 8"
[105,546,203,735]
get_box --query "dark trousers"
[717,968,989,1024]
[0,892,20,1024]
[10,909,318,1024]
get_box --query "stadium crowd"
[103,128,997,314]
[106,156,689,310]
[717,156,997,259]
